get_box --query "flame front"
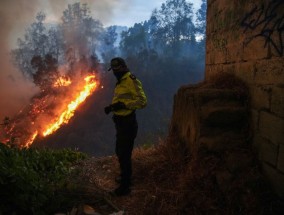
[25,131,38,148]
[0,74,98,148]
[43,75,97,136]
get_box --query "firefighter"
[104,57,147,196]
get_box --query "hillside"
[1,74,283,215]
[62,142,283,215]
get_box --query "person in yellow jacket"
[104,57,147,196]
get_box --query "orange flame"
[43,75,97,136]
[24,131,38,148]
[0,74,98,147]
[53,76,72,87]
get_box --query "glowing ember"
[53,76,72,87]
[43,75,97,136]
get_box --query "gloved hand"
[111,102,126,111]
[104,105,112,115]
[104,102,126,115]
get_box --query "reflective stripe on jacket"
[112,72,147,116]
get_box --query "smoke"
[46,0,130,23]
[0,0,40,121]
[0,0,131,121]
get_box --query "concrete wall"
[206,0,284,197]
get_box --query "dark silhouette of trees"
[196,0,207,36]
[120,23,149,56]
[100,26,118,64]
[11,12,50,78]
[61,3,103,65]
[11,3,108,82]
[31,54,59,92]
[150,0,196,56]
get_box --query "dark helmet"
[108,57,127,71]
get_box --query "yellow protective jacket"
[112,72,147,116]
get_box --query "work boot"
[113,185,131,196]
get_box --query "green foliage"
[120,23,149,56]
[196,0,207,36]
[0,143,87,214]
[100,26,118,63]
[150,0,196,51]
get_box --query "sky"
[106,0,202,27]
[6,0,202,47]
[40,0,202,27]
[0,0,202,119]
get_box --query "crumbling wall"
[205,0,284,196]
[170,77,249,156]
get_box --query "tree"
[31,54,59,92]
[196,0,207,37]
[100,26,118,63]
[12,3,105,80]
[47,27,63,61]
[120,23,149,56]
[61,3,103,61]
[195,0,207,60]
[11,12,50,78]
[29,12,48,56]
[150,0,196,55]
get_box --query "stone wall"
[206,0,284,197]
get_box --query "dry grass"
[70,136,283,214]
[103,73,281,214]
[68,72,282,214]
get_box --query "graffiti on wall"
[241,0,284,56]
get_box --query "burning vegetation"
[0,71,99,148]
[1,3,105,148]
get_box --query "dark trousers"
[112,112,138,187]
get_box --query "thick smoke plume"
[0,0,40,120]
[0,0,130,121]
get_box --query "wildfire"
[43,75,97,136]
[24,131,38,148]
[0,74,99,148]
[53,76,72,87]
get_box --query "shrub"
[0,143,87,214]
